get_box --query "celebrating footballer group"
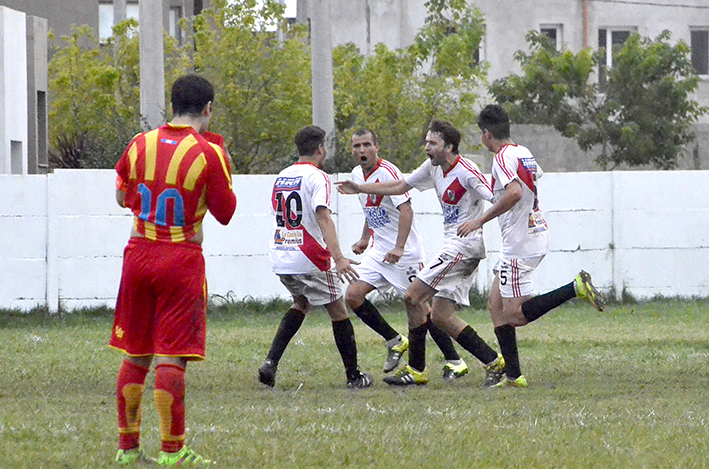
[109,73,604,466]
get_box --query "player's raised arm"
[335,178,411,196]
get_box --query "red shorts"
[109,238,208,360]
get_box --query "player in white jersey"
[258,125,373,389]
[337,120,505,387]
[458,104,605,388]
[345,128,469,380]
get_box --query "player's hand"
[457,219,482,237]
[334,180,360,194]
[335,256,360,283]
[351,238,369,255]
[383,247,404,264]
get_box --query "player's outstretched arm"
[335,179,411,196]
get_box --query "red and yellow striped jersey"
[116,124,236,243]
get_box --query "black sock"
[521,281,576,323]
[408,321,428,372]
[266,308,305,364]
[455,326,498,365]
[352,299,399,341]
[495,325,521,379]
[427,320,461,361]
[332,318,359,380]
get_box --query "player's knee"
[403,292,420,309]
[345,290,363,310]
[487,297,495,312]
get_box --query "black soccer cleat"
[258,359,277,387]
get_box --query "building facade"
[296,0,709,170]
[0,0,198,48]
[298,0,709,118]
[0,0,204,174]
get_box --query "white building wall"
[0,6,27,174]
[0,170,708,311]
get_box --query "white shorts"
[278,270,344,306]
[493,255,545,298]
[357,254,424,296]
[417,251,481,306]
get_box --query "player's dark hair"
[171,74,214,117]
[477,104,511,140]
[352,128,378,146]
[294,125,326,156]
[429,119,461,154]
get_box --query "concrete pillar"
[114,0,127,24]
[310,0,335,153]
[26,15,48,174]
[0,7,28,175]
[139,0,166,130]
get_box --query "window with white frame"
[169,6,183,42]
[475,32,486,65]
[98,1,139,42]
[540,24,563,50]
[691,28,709,76]
[598,27,636,85]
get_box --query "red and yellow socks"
[154,363,186,453]
[116,359,149,450]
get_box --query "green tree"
[490,30,706,169]
[191,0,312,174]
[47,21,191,169]
[332,0,487,172]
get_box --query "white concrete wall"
[1,169,708,311]
[0,7,28,174]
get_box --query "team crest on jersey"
[441,178,467,205]
[365,193,384,207]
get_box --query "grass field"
[1,298,708,468]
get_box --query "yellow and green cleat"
[483,354,506,387]
[494,375,529,388]
[157,446,213,466]
[115,448,156,466]
[442,360,469,380]
[383,364,428,386]
[384,335,409,373]
[575,270,605,311]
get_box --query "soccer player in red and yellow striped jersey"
[109,74,236,466]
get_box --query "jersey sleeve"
[385,165,411,208]
[309,170,331,212]
[493,151,520,189]
[405,159,435,192]
[204,144,237,225]
[115,139,135,184]
[462,161,494,202]
[202,130,225,148]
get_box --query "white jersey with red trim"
[491,144,550,261]
[270,162,333,274]
[405,155,493,258]
[352,159,425,264]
